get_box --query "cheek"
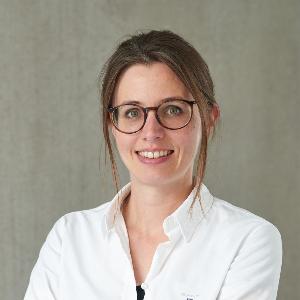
[114,134,126,152]
[178,118,202,149]
[171,127,201,166]
[114,133,136,160]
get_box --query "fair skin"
[111,62,219,285]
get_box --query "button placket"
[110,216,137,298]
[144,235,180,287]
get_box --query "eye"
[165,105,182,116]
[124,108,141,119]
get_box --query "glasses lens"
[157,100,192,129]
[112,104,144,133]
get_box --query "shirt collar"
[102,182,214,243]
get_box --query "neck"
[122,177,194,237]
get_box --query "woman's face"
[111,62,202,188]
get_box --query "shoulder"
[208,197,282,257]
[211,196,280,230]
[62,201,111,225]
[208,196,282,253]
[48,201,112,241]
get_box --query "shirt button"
[141,283,149,290]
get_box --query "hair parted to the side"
[99,29,219,218]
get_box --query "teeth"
[138,150,172,159]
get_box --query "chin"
[130,171,184,188]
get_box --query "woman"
[24,30,282,300]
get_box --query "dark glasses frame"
[107,99,197,134]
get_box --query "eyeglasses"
[108,99,197,134]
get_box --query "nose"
[141,110,164,141]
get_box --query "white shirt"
[24,183,282,300]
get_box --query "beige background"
[0,0,299,299]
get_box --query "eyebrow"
[119,96,190,105]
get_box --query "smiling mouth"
[136,150,174,159]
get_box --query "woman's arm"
[217,222,282,300]
[24,216,66,300]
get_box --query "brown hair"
[99,29,219,214]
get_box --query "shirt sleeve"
[217,222,282,300]
[24,216,66,300]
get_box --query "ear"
[211,103,220,124]
[207,103,220,137]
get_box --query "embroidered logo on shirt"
[181,292,200,299]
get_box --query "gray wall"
[0,0,299,299]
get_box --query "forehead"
[113,62,192,105]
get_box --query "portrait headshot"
[0,1,299,300]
